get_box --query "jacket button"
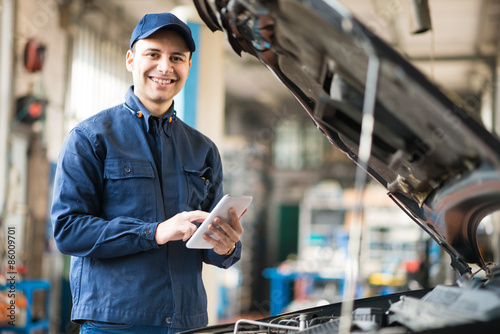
[145,230,151,235]
[165,317,172,324]
[124,166,131,173]
[205,179,209,186]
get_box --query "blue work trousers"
[80,321,191,334]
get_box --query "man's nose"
[157,58,173,73]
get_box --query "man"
[51,13,243,334]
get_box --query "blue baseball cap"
[130,13,196,52]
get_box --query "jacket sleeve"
[204,241,242,268]
[51,128,160,259]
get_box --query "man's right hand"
[155,211,209,245]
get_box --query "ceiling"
[344,0,500,99]
[107,0,500,109]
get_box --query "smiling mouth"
[151,77,174,85]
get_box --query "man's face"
[126,29,192,117]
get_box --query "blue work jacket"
[51,86,241,329]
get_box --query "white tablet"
[186,194,253,249]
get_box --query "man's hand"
[203,207,245,256]
[155,211,209,245]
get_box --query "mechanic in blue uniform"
[51,12,243,334]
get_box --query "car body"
[188,0,500,332]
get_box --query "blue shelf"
[0,280,51,334]
[262,268,344,316]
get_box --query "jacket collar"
[124,86,176,133]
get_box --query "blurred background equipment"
[410,0,433,34]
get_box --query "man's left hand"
[203,207,245,255]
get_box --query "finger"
[227,209,244,235]
[183,210,209,224]
[230,208,244,231]
[206,233,233,255]
[212,217,238,239]
[210,222,239,249]
[201,232,219,247]
[181,223,198,241]
[229,207,239,223]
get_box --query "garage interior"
[1,0,500,333]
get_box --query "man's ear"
[126,50,134,72]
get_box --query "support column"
[173,6,226,147]
[0,0,16,217]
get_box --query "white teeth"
[152,77,172,85]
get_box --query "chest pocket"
[184,167,212,211]
[104,159,155,179]
[103,159,156,219]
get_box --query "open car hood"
[194,0,500,275]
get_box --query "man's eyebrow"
[142,47,161,53]
[171,51,189,57]
[141,48,188,56]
